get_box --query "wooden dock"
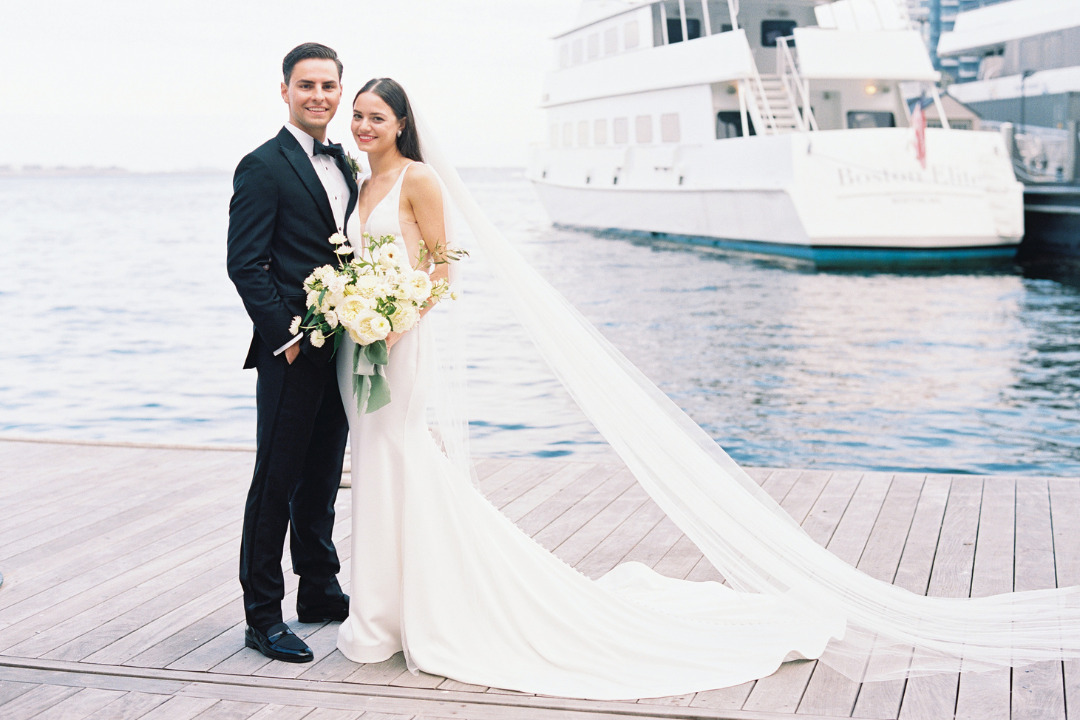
[0,438,1077,719]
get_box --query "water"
[2,169,1079,475]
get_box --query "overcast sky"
[1,0,582,171]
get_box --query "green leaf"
[363,339,389,366]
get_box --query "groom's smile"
[281,57,342,142]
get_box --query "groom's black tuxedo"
[227,126,358,631]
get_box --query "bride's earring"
[397,130,402,138]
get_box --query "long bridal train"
[332,108,1080,699]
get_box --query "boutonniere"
[344,153,361,180]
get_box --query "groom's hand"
[285,343,301,365]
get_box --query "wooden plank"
[898,477,981,720]
[955,476,1015,720]
[531,470,634,557]
[245,704,316,720]
[1012,477,1066,720]
[0,684,82,718]
[0,680,38,708]
[29,686,127,719]
[799,472,892,718]
[1049,477,1080,720]
[741,471,857,714]
[552,482,651,568]
[513,465,620,539]
[134,695,221,720]
[852,474,941,720]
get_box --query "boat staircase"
[737,0,913,136]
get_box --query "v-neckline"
[357,162,412,230]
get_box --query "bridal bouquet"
[294,231,458,413]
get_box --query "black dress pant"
[239,338,349,631]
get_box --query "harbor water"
[1,169,1078,475]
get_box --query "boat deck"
[0,438,1077,720]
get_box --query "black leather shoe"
[297,594,349,623]
[245,623,313,663]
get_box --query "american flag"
[911,95,931,169]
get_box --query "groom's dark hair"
[283,43,343,84]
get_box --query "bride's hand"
[385,330,402,349]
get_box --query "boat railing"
[740,60,780,136]
[776,37,818,133]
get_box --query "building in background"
[910,0,1011,84]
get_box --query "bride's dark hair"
[355,78,423,162]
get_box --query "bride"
[331,78,1080,700]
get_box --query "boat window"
[572,38,584,65]
[594,119,608,145]
[587,33,600,60]
[625,20,640,49]
[667,18,702,43]
[846,111,895,129]
[661,113,681,142]
[716,111,754,139]
[604,27,619,55]
[635,115,653,143]
[761,20,797,47]
[578,121,590,146]
[613,117,630,144]
[562,122,573,147]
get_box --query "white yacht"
[527,0,1024,268]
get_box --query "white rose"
[390,303,420,333]
[351,274,380,300]
[289,316,302,335]
[346,309,391,345]
[336,295,370,331]
[406,270,433,302]
[379,244,400,267]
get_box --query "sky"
[1,0,583,171]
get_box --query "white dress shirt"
[275,122,352,356]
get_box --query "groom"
[226,42,358,663]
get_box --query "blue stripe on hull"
[555,225,1020,270]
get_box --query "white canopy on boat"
[937,0,1080,56]
[794,28,939,81]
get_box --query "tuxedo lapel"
[276,128,336,231]
[340,157,359,237]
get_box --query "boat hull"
[529,128,1023,268]
[1018,185,1080,260]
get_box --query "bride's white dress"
[334,163,841,700]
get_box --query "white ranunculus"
[327,274,349,296]
[306,290,320,309]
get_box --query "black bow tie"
[312,139,344,158]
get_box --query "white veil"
[410,98,1080,683]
